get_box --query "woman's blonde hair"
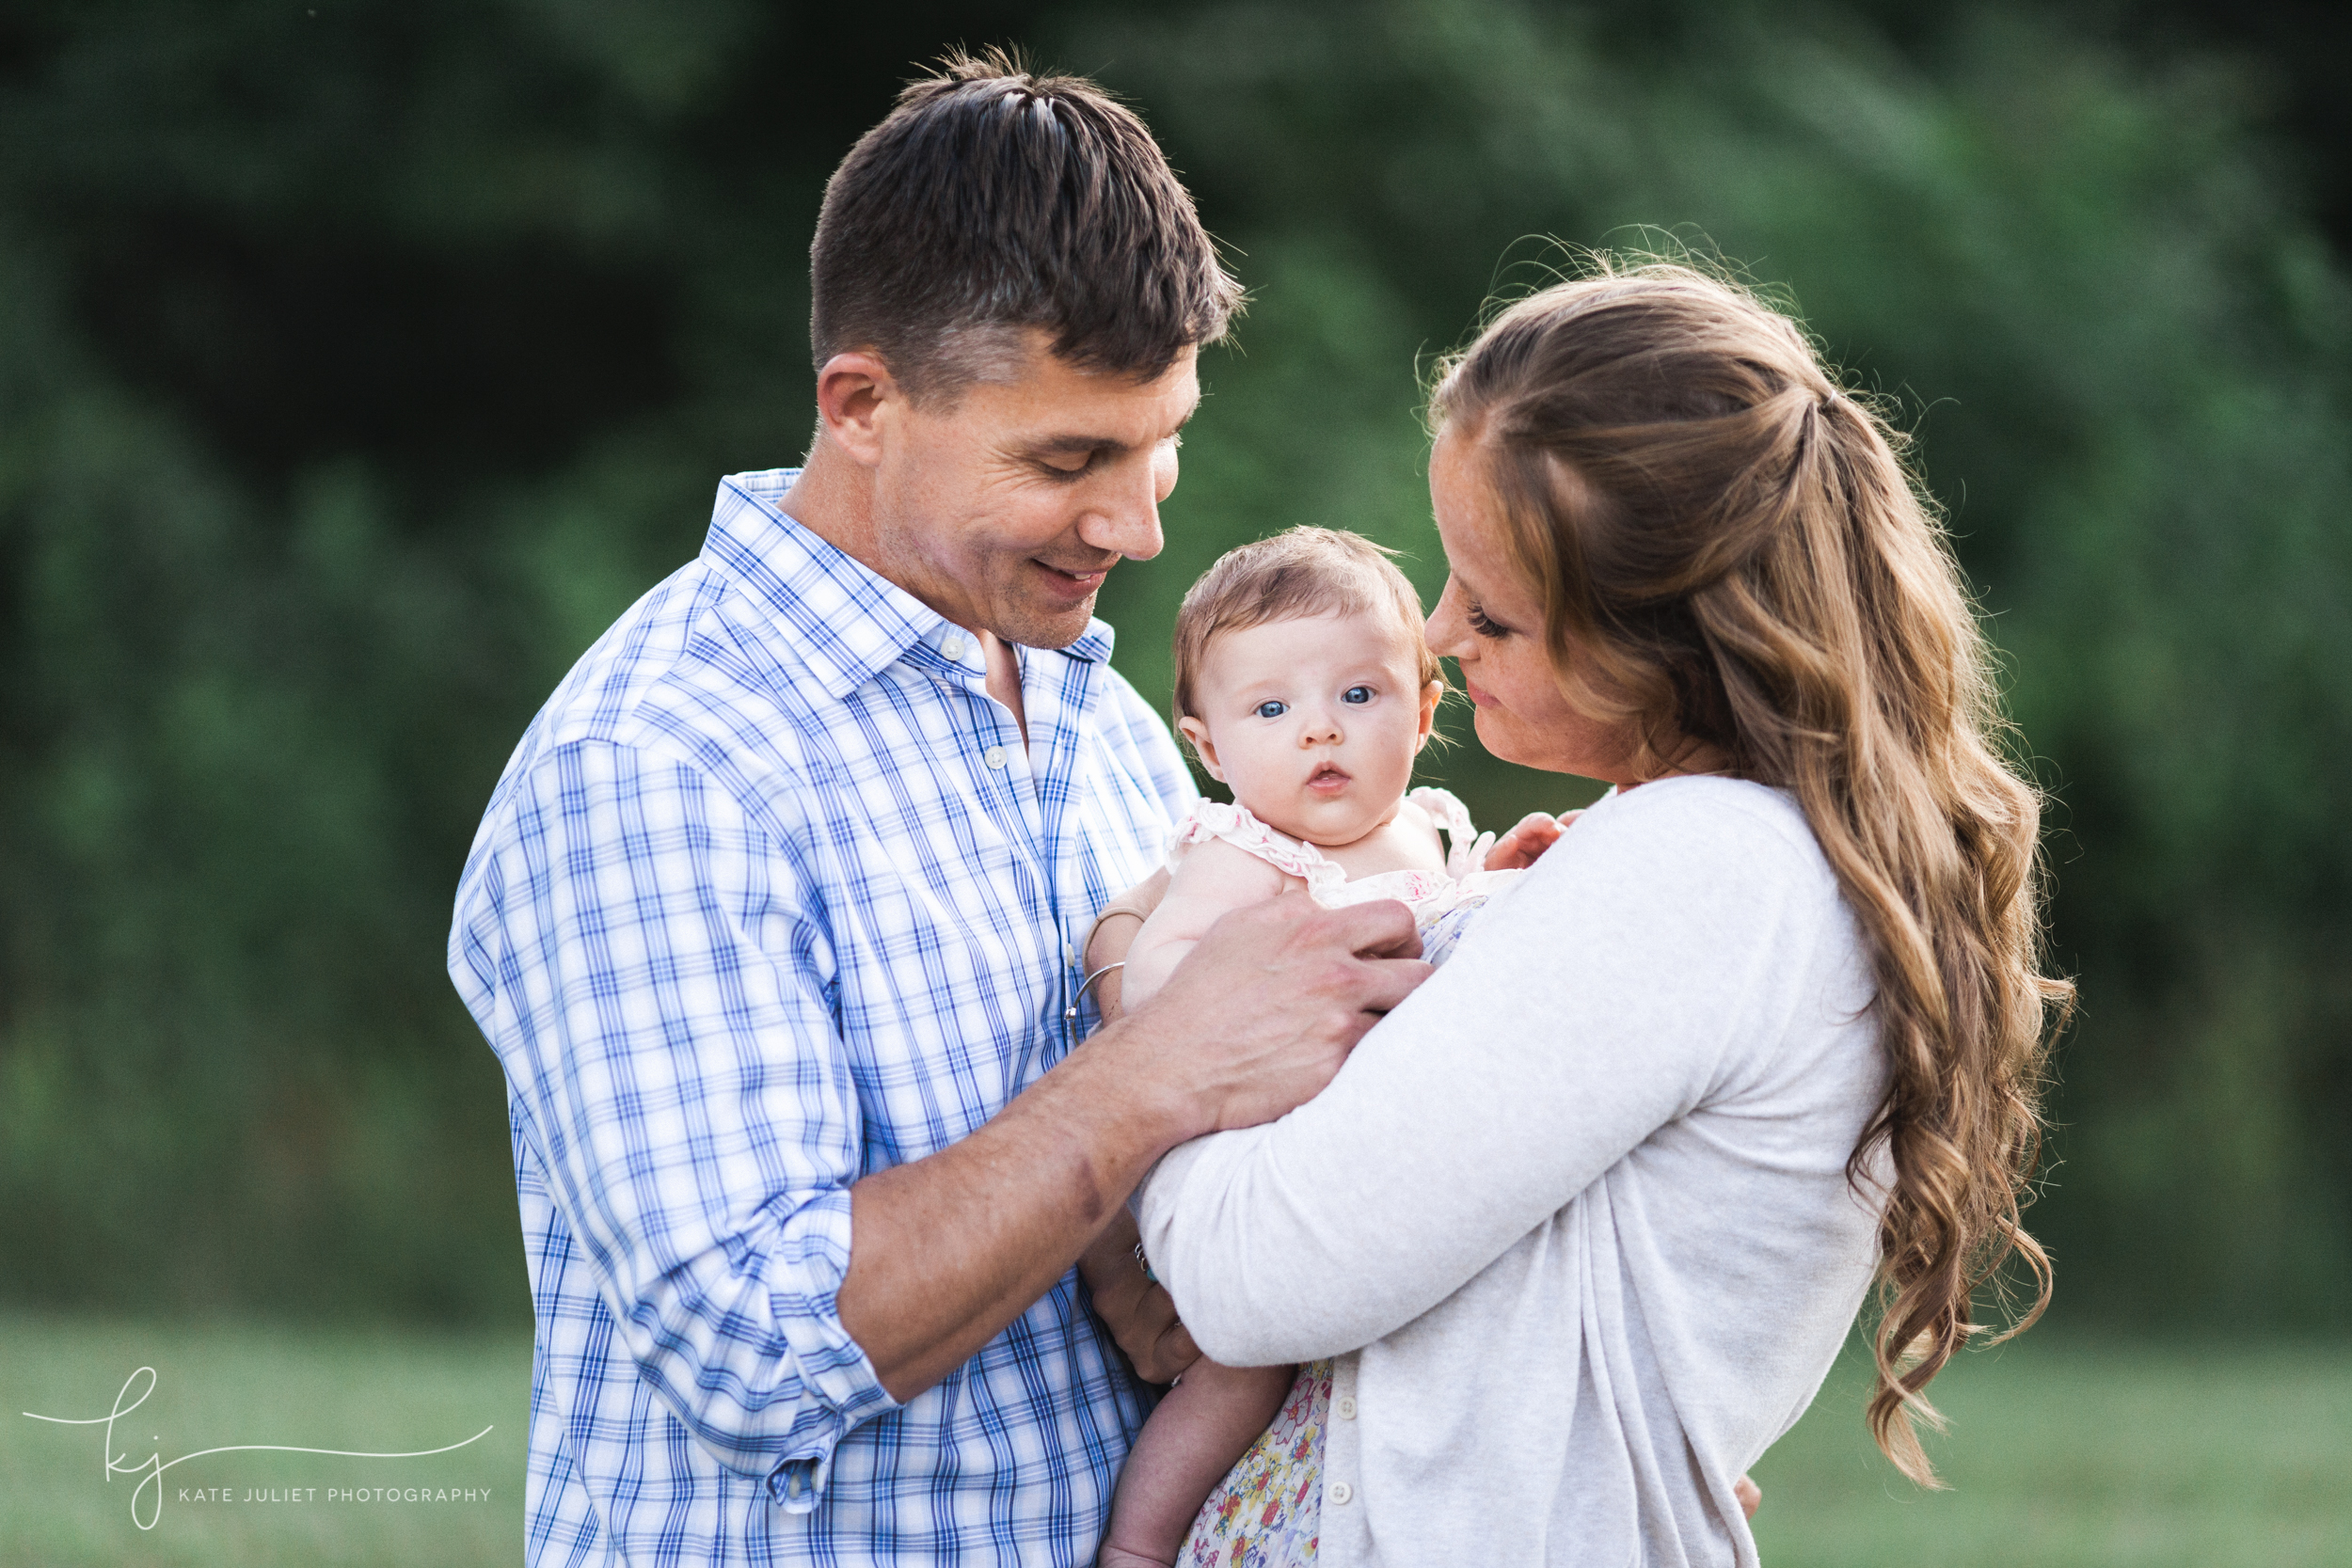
[1170,526,1441,736]
[1429,259,2073,1484]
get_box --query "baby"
[1097,527,1563,1568]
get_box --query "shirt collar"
[702,468,1117,701]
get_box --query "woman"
[1113,261,2070,1565]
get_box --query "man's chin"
[991,600,1099,650]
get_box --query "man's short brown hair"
[1172,528,1444,734]
[810,49,1243,403]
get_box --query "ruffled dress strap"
[1168,800,1349,904]
[1406,785,1495,879]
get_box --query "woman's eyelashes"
[1465,602,1512,640]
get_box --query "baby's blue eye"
[1254,700,1288,719]
[1342,686,1374,705]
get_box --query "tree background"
[1,0,2345,1334]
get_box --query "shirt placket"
[932,629,1041,847]
[988,650,1050,855]
[941,640,1061,1084]
[1023,650,1104,1057]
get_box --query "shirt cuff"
[767,1443,837,1514]
[751,1185,898,1507]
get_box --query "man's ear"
[1176,716,1224,782]
[1412,679,1444,752]
[815,351,898,467]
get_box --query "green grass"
[1750,1336,2352,1567]
[4,1314,2346,1565]
[3,1313,529,1567]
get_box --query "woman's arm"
[1137,784,1832,1366]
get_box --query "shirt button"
[942,635,966,662]
[982,745,1007,769]
[1328,1480,1354,1506]
[1336,1396,1357,1420]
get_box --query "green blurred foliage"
[0,0,2344,1330]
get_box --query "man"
[450,53,1424,1565]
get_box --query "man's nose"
[1079,460,1167,562]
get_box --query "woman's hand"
[1483,809,1583,871]
[1079,1208,1201,1385]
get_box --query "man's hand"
[1483,809,1582,871]
[838,883,1427,1403]
[1122,891,1428,1134]
[1079,1209,1200,1385]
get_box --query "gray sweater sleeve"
[1138,777,1842,1367]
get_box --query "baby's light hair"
[1170,528,1442,738]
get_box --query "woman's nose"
[1425,578,1471,658]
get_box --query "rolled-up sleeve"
[453,736,892,1505]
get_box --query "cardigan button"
[1328,1481,1354,1506]
[1336,1396,1357,1420]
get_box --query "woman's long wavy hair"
[1429,259,2073,1484]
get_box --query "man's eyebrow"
[1025,391,1200,456]
[1029,434,1129,456]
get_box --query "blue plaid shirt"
[449,469,1195,1566]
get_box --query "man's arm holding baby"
[838,890,1426,1402]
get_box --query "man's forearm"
[837,1013,1195,1402]
[837,891,1426,1403]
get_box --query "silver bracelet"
[1064,961,1126,1022]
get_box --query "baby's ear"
[1414,679,1444,746]
[1176,715,1224,782]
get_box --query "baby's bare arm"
[1120,842,1291,1010]
[1098,1360,1296,1568]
